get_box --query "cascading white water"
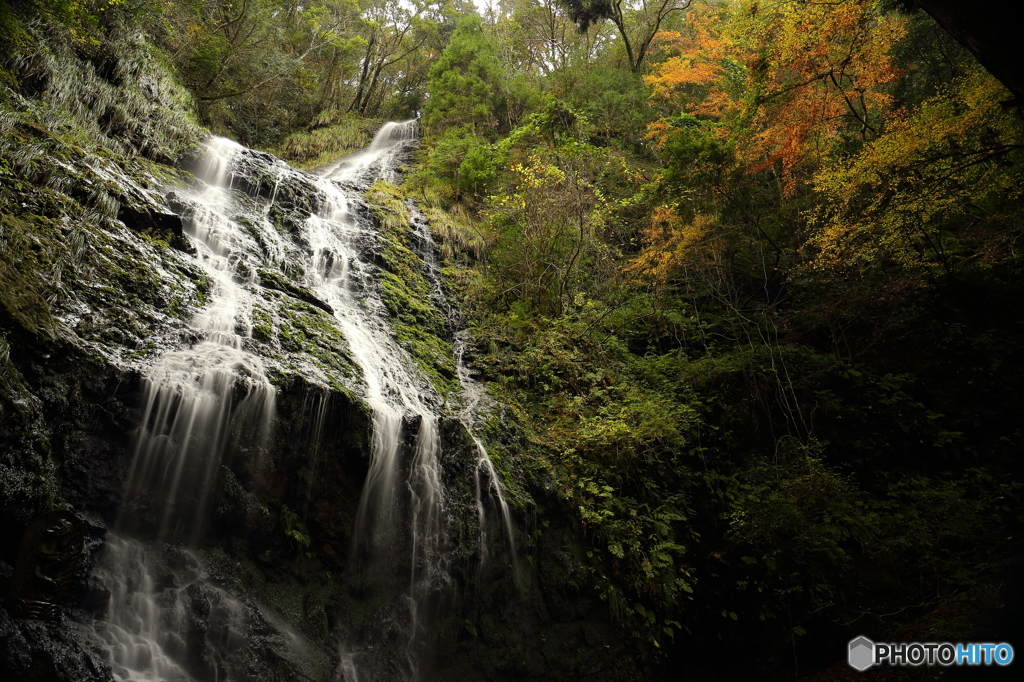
[98,534,303,682]
[121,137,276,540]
[402,199,516,575]
[321,121,420,185]
[102,138,280,681]
[299,119,457,680]
[453,331,518,575]
[98,119,515,682]
[98,536,192,682]
[301,388,331,514]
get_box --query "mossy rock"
[363,180,459,399]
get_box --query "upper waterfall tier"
[322,119,419,186]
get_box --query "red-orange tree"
[633,0,909,287]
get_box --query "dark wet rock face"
[0,606,113,682]
[117,204,193,254]
[5,511,85,621]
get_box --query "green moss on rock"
[364,180,460,399]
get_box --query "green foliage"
[557,66,650,148]
[457,143,497,195]
[417,203,485,262]
[476,101,634,316]
[156,0,369,144]
[1,6,204,161]
[0,0,437,147]
[281,504,311,548]
[421,6,1024,667]
[423,14,504,137]
[473,307,700,646]
[363,181,459,397]
[415,14,508,202]
[413,126,493,202]
[707,443,1018,632]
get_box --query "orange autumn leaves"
[644,9,734,122]
[740,0,906,181]
[646,0,906,180]
[633,0,909,283]
[627,207,724,284]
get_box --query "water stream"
[302,120,453,680]
[454,331,518,577]
[101,137,286,682]
[96,120,516,682]
[120,137,277,542]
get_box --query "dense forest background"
[3,0,1023,678]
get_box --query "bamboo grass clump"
[12,23,204,163]
[276,114,383,166]
[420,204,487,262]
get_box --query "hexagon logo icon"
[848,636,875,671]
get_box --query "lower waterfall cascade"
[89,121,520,682]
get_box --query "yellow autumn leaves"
[631,0,1021,284]
[810,66,1021,273]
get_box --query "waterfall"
[302,119,456,680]
[454,331,518,577]
[98,537,191,682]
[96,119,516,682]
[119,137,276,542]
[99,137,294,682]
[311,121,519,678]
[321,121,420,185]
[97,535,252,682]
